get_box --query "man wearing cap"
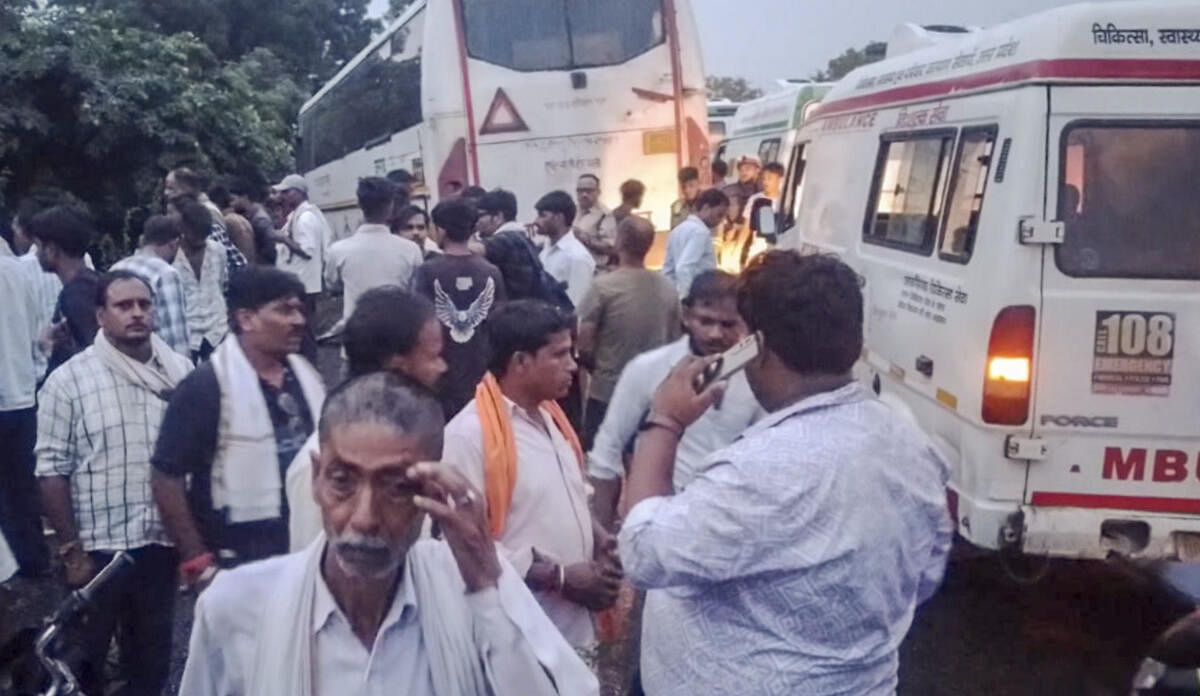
[725,155,763,202]
[272,174,331,323]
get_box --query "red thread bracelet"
[180,552,216,583]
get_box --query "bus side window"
[938,126,998,264]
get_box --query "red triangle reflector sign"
[479,88,529,135]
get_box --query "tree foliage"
[705,76,763,103]
[387,0,416,21]
[56,0,379,89]
[0,6,305,261]
[811,42,887,82]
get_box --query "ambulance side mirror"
[751,199,777,240]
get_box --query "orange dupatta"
[475,373,584,539]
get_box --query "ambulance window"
[758,138,781,164]
[938,127,997,263]
[864,131,955,254]
[1057,123,1200,279]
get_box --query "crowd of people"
[0,160,952,696]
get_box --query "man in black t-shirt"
[151,267,325,587]
[28,206,100,376]
[413,198,507,419]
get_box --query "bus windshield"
[461,0,664,71]
[1057,122,1200,280]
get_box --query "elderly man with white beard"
[180,373,597,696]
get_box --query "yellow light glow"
[988,357,1030,382]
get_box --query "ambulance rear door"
[1028,84,1200,541]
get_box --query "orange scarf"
[475,373,584,539]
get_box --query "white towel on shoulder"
[210,336,325,523]
[249,536,598,696]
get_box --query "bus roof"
[727,83,831,137]
[300,0,427,114]
[813,0,1200,119]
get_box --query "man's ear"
[310,450,323,500]
[384,353,410,376]
[231,308,251,334]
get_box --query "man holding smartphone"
[587,270,763,532]
[619,252,952,696]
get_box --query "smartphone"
[695,333,760,392]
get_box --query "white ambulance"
[713,82,830,182]
[773,1,1200,560]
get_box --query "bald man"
[576,217,681,448]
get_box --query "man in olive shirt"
[576,217,680,448]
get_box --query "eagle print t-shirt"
[413,253,507,419]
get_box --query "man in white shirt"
[444,301,620,650]
[535,190,595,307]
[325,177,423,322]
[12,203,64,377]
[171,196,229,362]
[588,270,763,530]
[181,373,597,696]
[274,174,331,308]
[661,188,730,298]
[572,174,618,270]
[0,255,50,577]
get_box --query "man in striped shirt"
[36,270,193,696]
[112,214,191,356]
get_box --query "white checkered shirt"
[174,240,230,351]
[111,252,191,356]
[35,347,174,551]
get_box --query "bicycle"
[33,552,133,696]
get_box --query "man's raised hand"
[409,462,501,593]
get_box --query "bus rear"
[423,0,708,233]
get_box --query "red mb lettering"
[1152,450,1188,483]
[1102,447,1146,481]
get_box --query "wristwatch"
[639,412,684,438]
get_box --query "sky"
[366,0,1110,91]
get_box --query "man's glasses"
[403,223,426,231]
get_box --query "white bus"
[298,0,710,241]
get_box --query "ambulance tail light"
[982,305,1035,425]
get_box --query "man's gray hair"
[319,373,445,457]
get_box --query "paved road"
[3,548,1188,695]
[899,551,1191,696]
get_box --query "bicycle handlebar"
[38,551,134,696]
